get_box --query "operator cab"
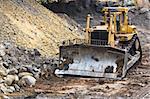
[86,7,134,47]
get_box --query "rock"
[30,49,41,57]
[0,65,7,76]
[33,68,41,79]
[0,49,5,56]
[18,72,33,78]
[2,62,9,69]
[50,63,57,72]
[8,68,18,75]
[34,73,40,79]
[0,84,13,94]
[8,86,15,92]
[4,75,19,85]
[0,44,6,50]
[14,75,19,82]
[3,42,12,49]
[19,75,36,87]
[14,84,20,92]
[105,85,110,89]
[4,76,13,85]
[146,12,150,20]
[143,44,150,50]
[23,75,36,87]
[33,49,41,56]
[43,59,51,64]
[18,67,28,72]
[0,41,58,92]
[18,78,26,87]
[0,77,4,83]
[33,67,40,72]
[0,57,2,61]
[24,65,33,73]
[10,57,18,64]
[0,44,6,57]
[30,66,40,75]
[140,8,149,14]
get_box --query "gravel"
[0,41,58,94]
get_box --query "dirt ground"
[0,0,150,98]
[7,27,148,99]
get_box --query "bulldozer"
[55,7,142,79]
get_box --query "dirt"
[0,0,150,98]
[130,8,150,30]
[0,0,82,57]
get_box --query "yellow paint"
[86,7,138,47]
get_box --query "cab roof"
[103,7,128,12]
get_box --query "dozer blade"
[55,45,141,79]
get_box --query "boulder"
[4,75,19,85]
[8,86,15,92]
[18,72,33,78]
[19,75,36,87]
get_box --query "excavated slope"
[0,0,81,56]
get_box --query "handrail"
[61,38,108,46]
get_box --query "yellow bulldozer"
[55,7,142,79]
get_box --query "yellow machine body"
[86,7,137,46]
